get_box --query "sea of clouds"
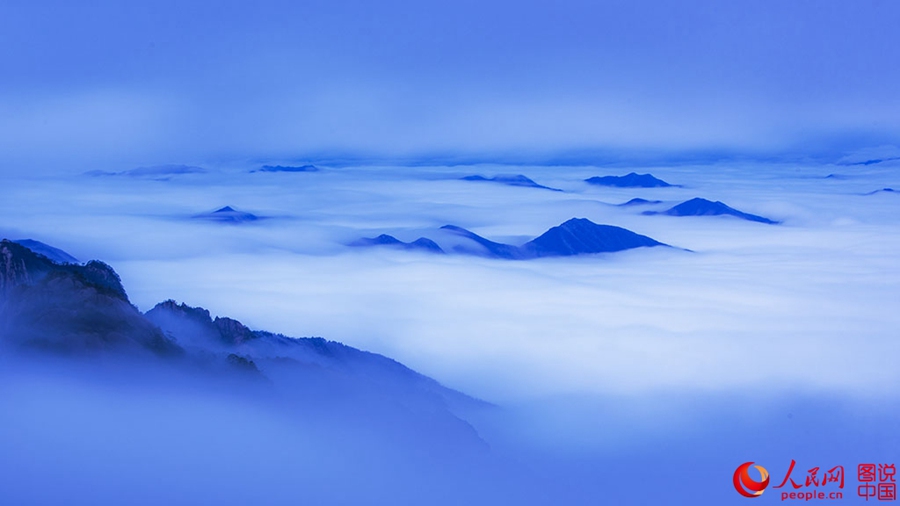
[1,160,898,504]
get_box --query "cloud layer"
[2,1,900,170]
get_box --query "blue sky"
[2,0,899,170]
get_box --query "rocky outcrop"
[0,239,177,355]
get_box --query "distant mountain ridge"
[13,239,79,264]
[255,164,319,173]
[350,234,445,253]
[585,172,674,188]
[618,198,662,206]
[85,164,206,178]
[0,239,479,412]
[0,239,177,354]
[193,206,261,223]
[644,198,779,224]
[441,218,667,259]
[0,238,488,448]
[461,174,561,191]
[863,188,897,195]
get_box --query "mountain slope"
[461,174,561,191]
[193,206,260,223]
[13,239,79,264]
[440,218,666,259]
[645,198,779,224]
[0,238,486,445]
[0,239,179,355]
[522,218,665,257]
[350,234,445,253]
[585,172,673,188]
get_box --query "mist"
[2,1,899,503]
[3,1,900,170]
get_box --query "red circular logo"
[734,462,770,498]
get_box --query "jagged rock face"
[0,240,127,300]
[0,241,34,289]
[13,239,79,264]
[214,317,255,345]
[146,300,258,346]
[0,240,178,355]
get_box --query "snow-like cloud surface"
[2,162,898,402]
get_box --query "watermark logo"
[733,460,896,501]
[734,462,771,498]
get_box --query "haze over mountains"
[1,160,899,506]
[352,218,667,259]
[461,174,561,191]
[0,238,484,447]
[12,239,79,264]
[255,164,320,173]
[350,234,445,253]
[440,218,667,259]
[86,164,207,178]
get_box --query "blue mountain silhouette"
[13,239,79,264]
[522,218,665,256]
[193,206,260,223]
[350,234,445,253]
[644,198,779,224]
[863,188,897,195]
[461,174,561,191]
[618,198,662,206]
[585,172,673,188]
[257,164,319,172]
[441,218,666,259]
[0,238,486,446]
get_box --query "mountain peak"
[439,219,666,259]
[194,206,260,223]
[0,239,127,300]
[585,172,674,188]
[350,234,445,253]
[258,164,319,173]
[146,300,258,346]
[523,218,665,256]
[461,174,561,191]
[647,197,779,224]
[0,239,177,354]
[13,239,79,264]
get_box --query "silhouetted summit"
[258,164,319,172]
[864,188,897,195]
[0,239,489,448]
[350,234,444,253]
[13,239,79,264]
[585,172,673,188]
[0,239,177,354]
[440,225,524,259]
[441,218,666,259]
[644,198,779,224]
[461,174,561,191]
[194,206,260,223]
[618,198,662,206]
[522,218,665,257]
